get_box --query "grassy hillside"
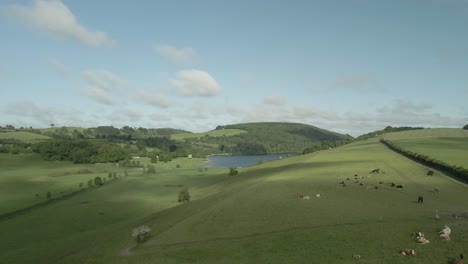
[382,128,468,168]
[1,133,467,263]
[0,131,51,142]
[186,122,353,154]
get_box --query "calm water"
[205,153,295,168]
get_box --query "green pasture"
[391,137,468,168]
[0,136,468,263]
[170,129,247,141]
[382,128,467,140]
[0,153,137,214]
[0,131,51,142]
[382,128,468,168]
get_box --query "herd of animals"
[294,168,465,262]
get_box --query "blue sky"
[0,0,467,136]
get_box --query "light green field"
[1,137,467,263]
[0,131,52,142]
[383,128,468,168]
[382,128,467,140]
[170,129,247,141]
[0,153,138,214]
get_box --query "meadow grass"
[170,129,247,141]
[0,135,467,263]
[0,153,137,214]
[382,128,468,168]
[0,131,51,142]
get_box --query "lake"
[205,153,294,168]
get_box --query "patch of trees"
[32,139,128,163]
[380,139,468,183]
[302,139,352,154]
[231,141,267,155]
[143,137,178,152]
[464,124,468,130]
[357,126,424,140]
[0,140,32,154]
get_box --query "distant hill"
[356,126,424,140]
[185,122,354,154]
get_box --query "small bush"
[46,191,52,200]
[176,164,181,168]
[229,167,238,176]
[94,176,104,186]
[178,188,191,202]
[132,225,151,244]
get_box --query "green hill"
[1,128,468,263]
[186,122,353,154]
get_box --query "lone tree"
[132,225,151,244]
[229,167,238,176]
[178,188,191,202]
[94,176,104,186]
[464,124,468,129]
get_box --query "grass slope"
[383,128,468,168]
[1,135,467,263]
[0,131,51,142]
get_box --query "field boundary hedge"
[380,138,468,183]
[0,177,121,222]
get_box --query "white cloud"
[135,91,171,109]
[81,87,114,105]
[82,70,128,91]
[5,100,85,127]
[169,69,221,97]
[4,0,111,47]
[49,58,70,74]
[263,95,287,106]
[154,44,199,65]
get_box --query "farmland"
[0,130,467,263]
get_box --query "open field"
[0,131,52,142]
[382,128,467,140]
[170,129,247,141]
[0,135,467,263]
[382,128,468,168]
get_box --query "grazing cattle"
[417,237,430,244]
[374,186,379,190]
[296,194,304,199]
[303,196,310,200]
[370,168,380,173]
[346,178,350,181]
[360,183,364,186]
[390,183,396,187]
[379,181,384,184]
[412,232,425,239]
[427,170,434,176]
[452,254,464,264]
[396,184,404,188]
[401,248,416,256]
[315,194,321,198]
[354,180,359,183]
[439,225,451,235]
[354,174,358,177]
[418,196,424,203]
[352,254,361,259]
[435,186,440,193]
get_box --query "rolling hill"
[1,128,467,263]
